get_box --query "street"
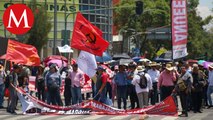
[0,108,213,120]
[1,95,213,120]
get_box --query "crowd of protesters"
[0,59,213,117]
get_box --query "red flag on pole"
[71,12,109,56]
[6,39,40,66]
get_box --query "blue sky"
[199,0,212,10]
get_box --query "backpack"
[138,73,148,89]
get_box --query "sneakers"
[7,109,17,115]
[10,111,17,115]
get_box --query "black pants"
[203,85,208,106]
[150,82,158,105]
[127,85,139,109]
[48,87,63,106]
[192,91,203,112]
[117,85,127,109]
[37,86,46,102]
[179,91,189,115]
[64,85,71,106]
[160,86,174,101]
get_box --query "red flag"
[71,12,109,56]
[6,39,40,66]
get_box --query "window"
[82,14,88,19]
[101,0,105,5]
[89,6,95,13]
[96,0,101,5]
[82,0,89,4]
[82,5,89,10]
[96,6,101,14]
[89,0,95,4]
[90,15,95,22]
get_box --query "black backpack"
[138,73,148,89]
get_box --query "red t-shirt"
[101,72,108,84]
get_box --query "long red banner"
[172,0,188,59]
[16,87,177,116]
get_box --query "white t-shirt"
[132,72,153,94]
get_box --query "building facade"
[0,0,113,59]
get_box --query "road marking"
[109,115,130,120]
[82,115,106,119]
[57,115,82,120]
[161,116,178,120]
[29,115,58,120]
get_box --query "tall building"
[0,0,113,59]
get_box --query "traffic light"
[135,1,143,15]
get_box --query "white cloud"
[197,5,213,31]
[197,5,212,19]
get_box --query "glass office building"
[79,0,113,43]
[0,0,113,58]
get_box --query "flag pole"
[4,60,7,71]
[170,0,174,61]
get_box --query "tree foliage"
[114,0,213,60]
[23,0,52,55]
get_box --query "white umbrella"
[139,58,151,63]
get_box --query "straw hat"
[150,62,157,67]
[165,64,173,71]
[137,66,145,72]
[209,64,213,69]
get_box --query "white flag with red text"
[172,0,188,59]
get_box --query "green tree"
[114,0,213,60]
[114,0,170,58]
[187,0,212,60]
[23,0,52,55]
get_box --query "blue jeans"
[117,85,127,109]
[0,84,5,107]
[92,81,96,98]
[207,86,213,106]
[71,86,82,105]
[94,88,107,103]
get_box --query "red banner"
[16,86,177,116]
[171,0,188,59]
[6,39,40,66]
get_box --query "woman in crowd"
[35,65,45,101]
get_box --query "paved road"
[1,108,213,120]
[1,95,213,120]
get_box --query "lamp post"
[53,0,57,55]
